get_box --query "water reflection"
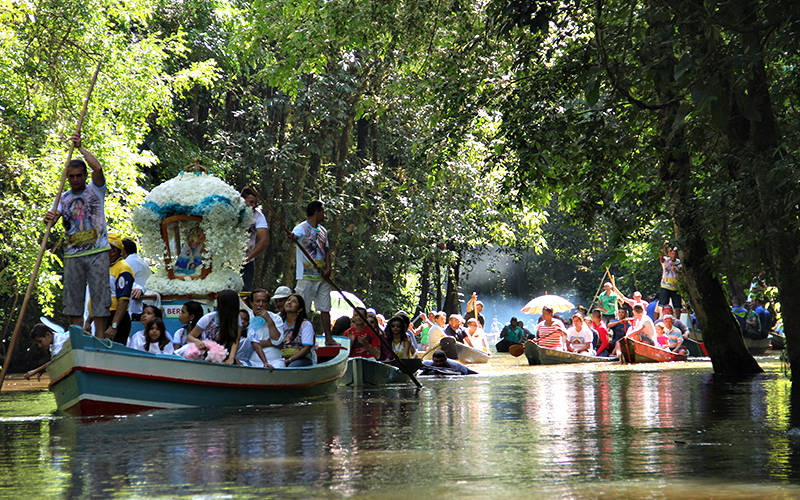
[1,360,800,499]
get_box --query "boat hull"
[619,337,687,363]
[421,337,491,364]
[744,337,771,355]
[47,328,350,416]
[523,341,617,365]
[342,357,421,386]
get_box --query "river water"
[2,354,799,499]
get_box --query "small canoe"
[523,340,617,365]
[47,326,350,416]
[683,338,708,357]
[421,337,491,364]
[342,357,421,386]
[744,337,771,355]
[619,336,688,363]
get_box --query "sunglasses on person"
[389,323,403,329]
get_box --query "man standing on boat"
[290,201,337,345]
[657,241,682,320]
[44,133,111,335]
[597,282,619,325]
[241,187,270,292]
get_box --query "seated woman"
[384,315,411,360]
[280,294,317,367]
[185,289,240,364]
[172,301,204,350]
[565,313,595,356]
[535,306,567,350]
[347,307,382,359]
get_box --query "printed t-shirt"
[109,258,134,312]
[346,325,380,358]
[58,182,109,257]
[293,221,328,281]
[661,257,681,291]
[246,209,269,254]
[597,292,618,316]
[566,326,594,354]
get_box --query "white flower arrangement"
[132,172,252,295]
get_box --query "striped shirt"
[536,319,566,350]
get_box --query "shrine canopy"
[132,170,252,296]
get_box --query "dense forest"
[0,0,797,376]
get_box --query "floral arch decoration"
[132,169,252,296]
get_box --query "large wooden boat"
[619,336,688,363]
[421,337,491,364]
[342,357,421,386]
[523,340,617,366]
[47,326,350,416]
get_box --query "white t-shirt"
[125,253,151,289]
[52,332,70,357]
[128,329,173,350]
[246,210,270,254]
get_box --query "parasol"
[329,290,366,320]
[521,294,575,315]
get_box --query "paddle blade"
[508,344,525,357]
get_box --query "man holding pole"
[290,201,337,345]
[44,133,111,335]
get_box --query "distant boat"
[342,357,421,386]
[619,336,688,363]
[744,337,771,355]
[523,341,617,365]
[421,337,491,364]
[47,326,350,416]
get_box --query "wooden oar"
[245,185,423,389]
[0,61,102,390]
[588,266,610,311]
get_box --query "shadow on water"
[3,358,800,498]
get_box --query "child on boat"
[565,313,595,356]
[347,306,382,359]
[139,318,175,355]
[172,301,204,349]
[127,305,171,350]
[24,323,70,381]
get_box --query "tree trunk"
[657,104,762,376]
[417,255,431,313]
[737,27,800,379]
[443,252,462,316]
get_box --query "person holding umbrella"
[535,306,568,350]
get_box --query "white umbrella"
[521,294,575,315]
[329,291,366,321]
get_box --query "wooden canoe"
[523,340,617,366]
[47,326,350,416]
[744,337,771,355]
[342,357,421,386]
[619,336,688,363]
[421,337,491,364]
[683,338,708,357]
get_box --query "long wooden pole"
[246,185,423,389]
[588,266,611,311]
[0,61,102,390]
